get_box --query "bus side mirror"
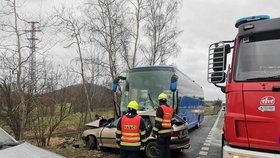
[112,78,119,92]
[112,76,126,92]
[170,75,178,92]
[112,83,118,92]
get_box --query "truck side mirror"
[211,72,226,83]
[170,75,178,92]
[213,44,230,72]
[208,42,231,84]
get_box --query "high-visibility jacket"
[161,105,173,129]
[153,104,174,135]
[120,115,141,146]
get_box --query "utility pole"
[26,21,41,94]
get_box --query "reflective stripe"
[116,130,122,134]
[121,115,141,143]
[141,130,146,135]
[162,120,171,123]
[155,117,163,122]
[152,127,159,131]
[120,141,141,146]
[162,123,171,127]
[121,136,140,141]
[141,138,147,143]
[158,129,173,134]
[162,119,172,128]
[122,132,140,136]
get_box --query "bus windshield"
[235,35,280,81]
[120,69,175,112]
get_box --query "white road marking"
[205,139,211,143]
[199,151,208,155]
[201,147,209,151]
[211,110,222,132]
[198,110,223,156]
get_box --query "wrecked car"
[82,110,190,158]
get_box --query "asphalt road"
[176,111,224,158]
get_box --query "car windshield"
[0,128,17,146]
[235,32,280,81]
[110,118,121,128]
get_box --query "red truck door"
[243,82,280,151]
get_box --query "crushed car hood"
[85,119,101,128]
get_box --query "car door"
[100,118,120,148]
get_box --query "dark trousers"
[157,136,171,158]
[119,149,140,158]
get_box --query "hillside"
[42,83,115,113]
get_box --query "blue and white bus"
[113,65,205,129]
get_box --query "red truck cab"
[208,15,280,157]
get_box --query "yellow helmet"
[128,100,138,110]
[158,93,167,100]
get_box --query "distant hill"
[42,83,115,113]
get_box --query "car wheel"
[86,135,97,150]
[145,141,158,158]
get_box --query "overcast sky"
[23,0,280,101]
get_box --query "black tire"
[86,135,97,150]
[145,141,158,158]
[172,149,182,156]
[221,134,225,157]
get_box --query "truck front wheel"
[221,134,225,157]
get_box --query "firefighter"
[115,101,146,158]
[152,93,175,158]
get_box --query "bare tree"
[0,0,30,140]
[29,64,74,146]
[142,0,182,65]
[0,77,21,139]
[85,0,129,116]
[54,7,93,124]
[0,0,62,140]
[129,0,146,68]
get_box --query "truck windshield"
[120,69,174,113]
[235,35,280,81]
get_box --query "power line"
[25,21,41,94]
